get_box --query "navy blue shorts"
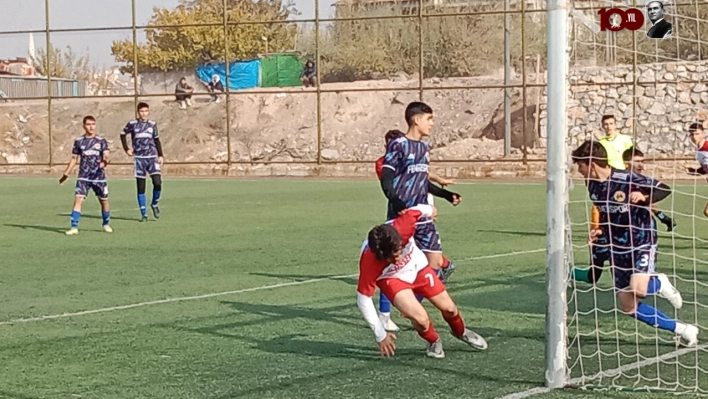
[611,245,657,290]
[134,157,161,178]
[75,180,108,200]
[414,222,442,253]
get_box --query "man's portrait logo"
[613,191,626,203]
[646,1,673,39]
[598,7,644,32]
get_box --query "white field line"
[0,247,545,326]
[496,344,708,399]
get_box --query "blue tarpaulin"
[196,59,261,91]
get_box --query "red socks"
[416,321,440,343]
[444,312,466,337]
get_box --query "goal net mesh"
[563,0,708,393]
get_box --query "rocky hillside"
[0,70,539,166]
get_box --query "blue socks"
[70,211,81,228]
[152,190,161,206]
[102,211,110,226]
[646,276,662,295]
[138,194,147,216]
[379,293,391,313]
[634,302,677,332]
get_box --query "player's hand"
[451,193,461,206]
[158,156,164,165]
[439,178,456,187]
[59,174,68,185]
[99,161,106,169]
[589,228,603,243]
[392,198,407,215]
[629,191,648,203]
[378,332,397,357]
[430,205,438,220]
[126,149,133,157]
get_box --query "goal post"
[545,0,570,390]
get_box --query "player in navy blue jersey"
[59,115,113,235]
[380,102,461,284]
[571,140,698,347]
[121,102,164,222]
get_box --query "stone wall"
[558,61,708,157]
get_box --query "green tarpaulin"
[260,54,303,88]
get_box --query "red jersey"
[357,206,433,297]
[375,156,385,180]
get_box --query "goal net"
[553,0,708,393]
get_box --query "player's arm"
[153,123,164,163]
[100,142,111,168]
[120,123,133,156]
[630,174,672,204]
[428,183,461,205]
[391,204,435,242]
[60,156,78,184]
[429,171,456,187]
[380,143,407,213]
[356,254,396,357]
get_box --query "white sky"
[0,0,336,69]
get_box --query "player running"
[356,204,488,358]
[379,102,461,286]
[574,146,675,284]
[572,140,698,347]
[121,102,164,222]
[59,115,112,235]
[375,128,458,333]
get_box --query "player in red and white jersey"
[374,129,459,333]
[356,204,488,358]
[687,122,708,216]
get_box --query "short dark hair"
[571,140,609,168]
[384,129,404,145]
[601,115,615,123]
[367,224,402,261]
[622,146,644,162]
[137,102,150,111]
[405,102,433,126]
[689,122,704,132]
[82,115,96,124]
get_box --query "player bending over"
[121,102,164,222]
[380,102,461,288]
[687,122,708,217]
[59,115,112,235]
[356,204,488,358]
[572,140,698,347]
[375,129,460,332]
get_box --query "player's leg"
[150,172,162,219]
[574,243,608,284]
[390,289,444,358]
[703,201,708,218]
[93,182,112,233]
[417,266,488,351]
[67,181,87,235]
[615,250,697,347]
[415,223,454,283]
[651,203,676,231]
[134,158,148,221]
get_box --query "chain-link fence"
[0,0,549,171]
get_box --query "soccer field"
[2,177,708,399]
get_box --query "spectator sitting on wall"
[206,74,224,103]
[300,59,317,88]
[175,77,193,109]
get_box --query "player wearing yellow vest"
[598,114,634,170]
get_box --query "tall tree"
[111,0,298,73]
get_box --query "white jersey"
[376,236,429,283]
